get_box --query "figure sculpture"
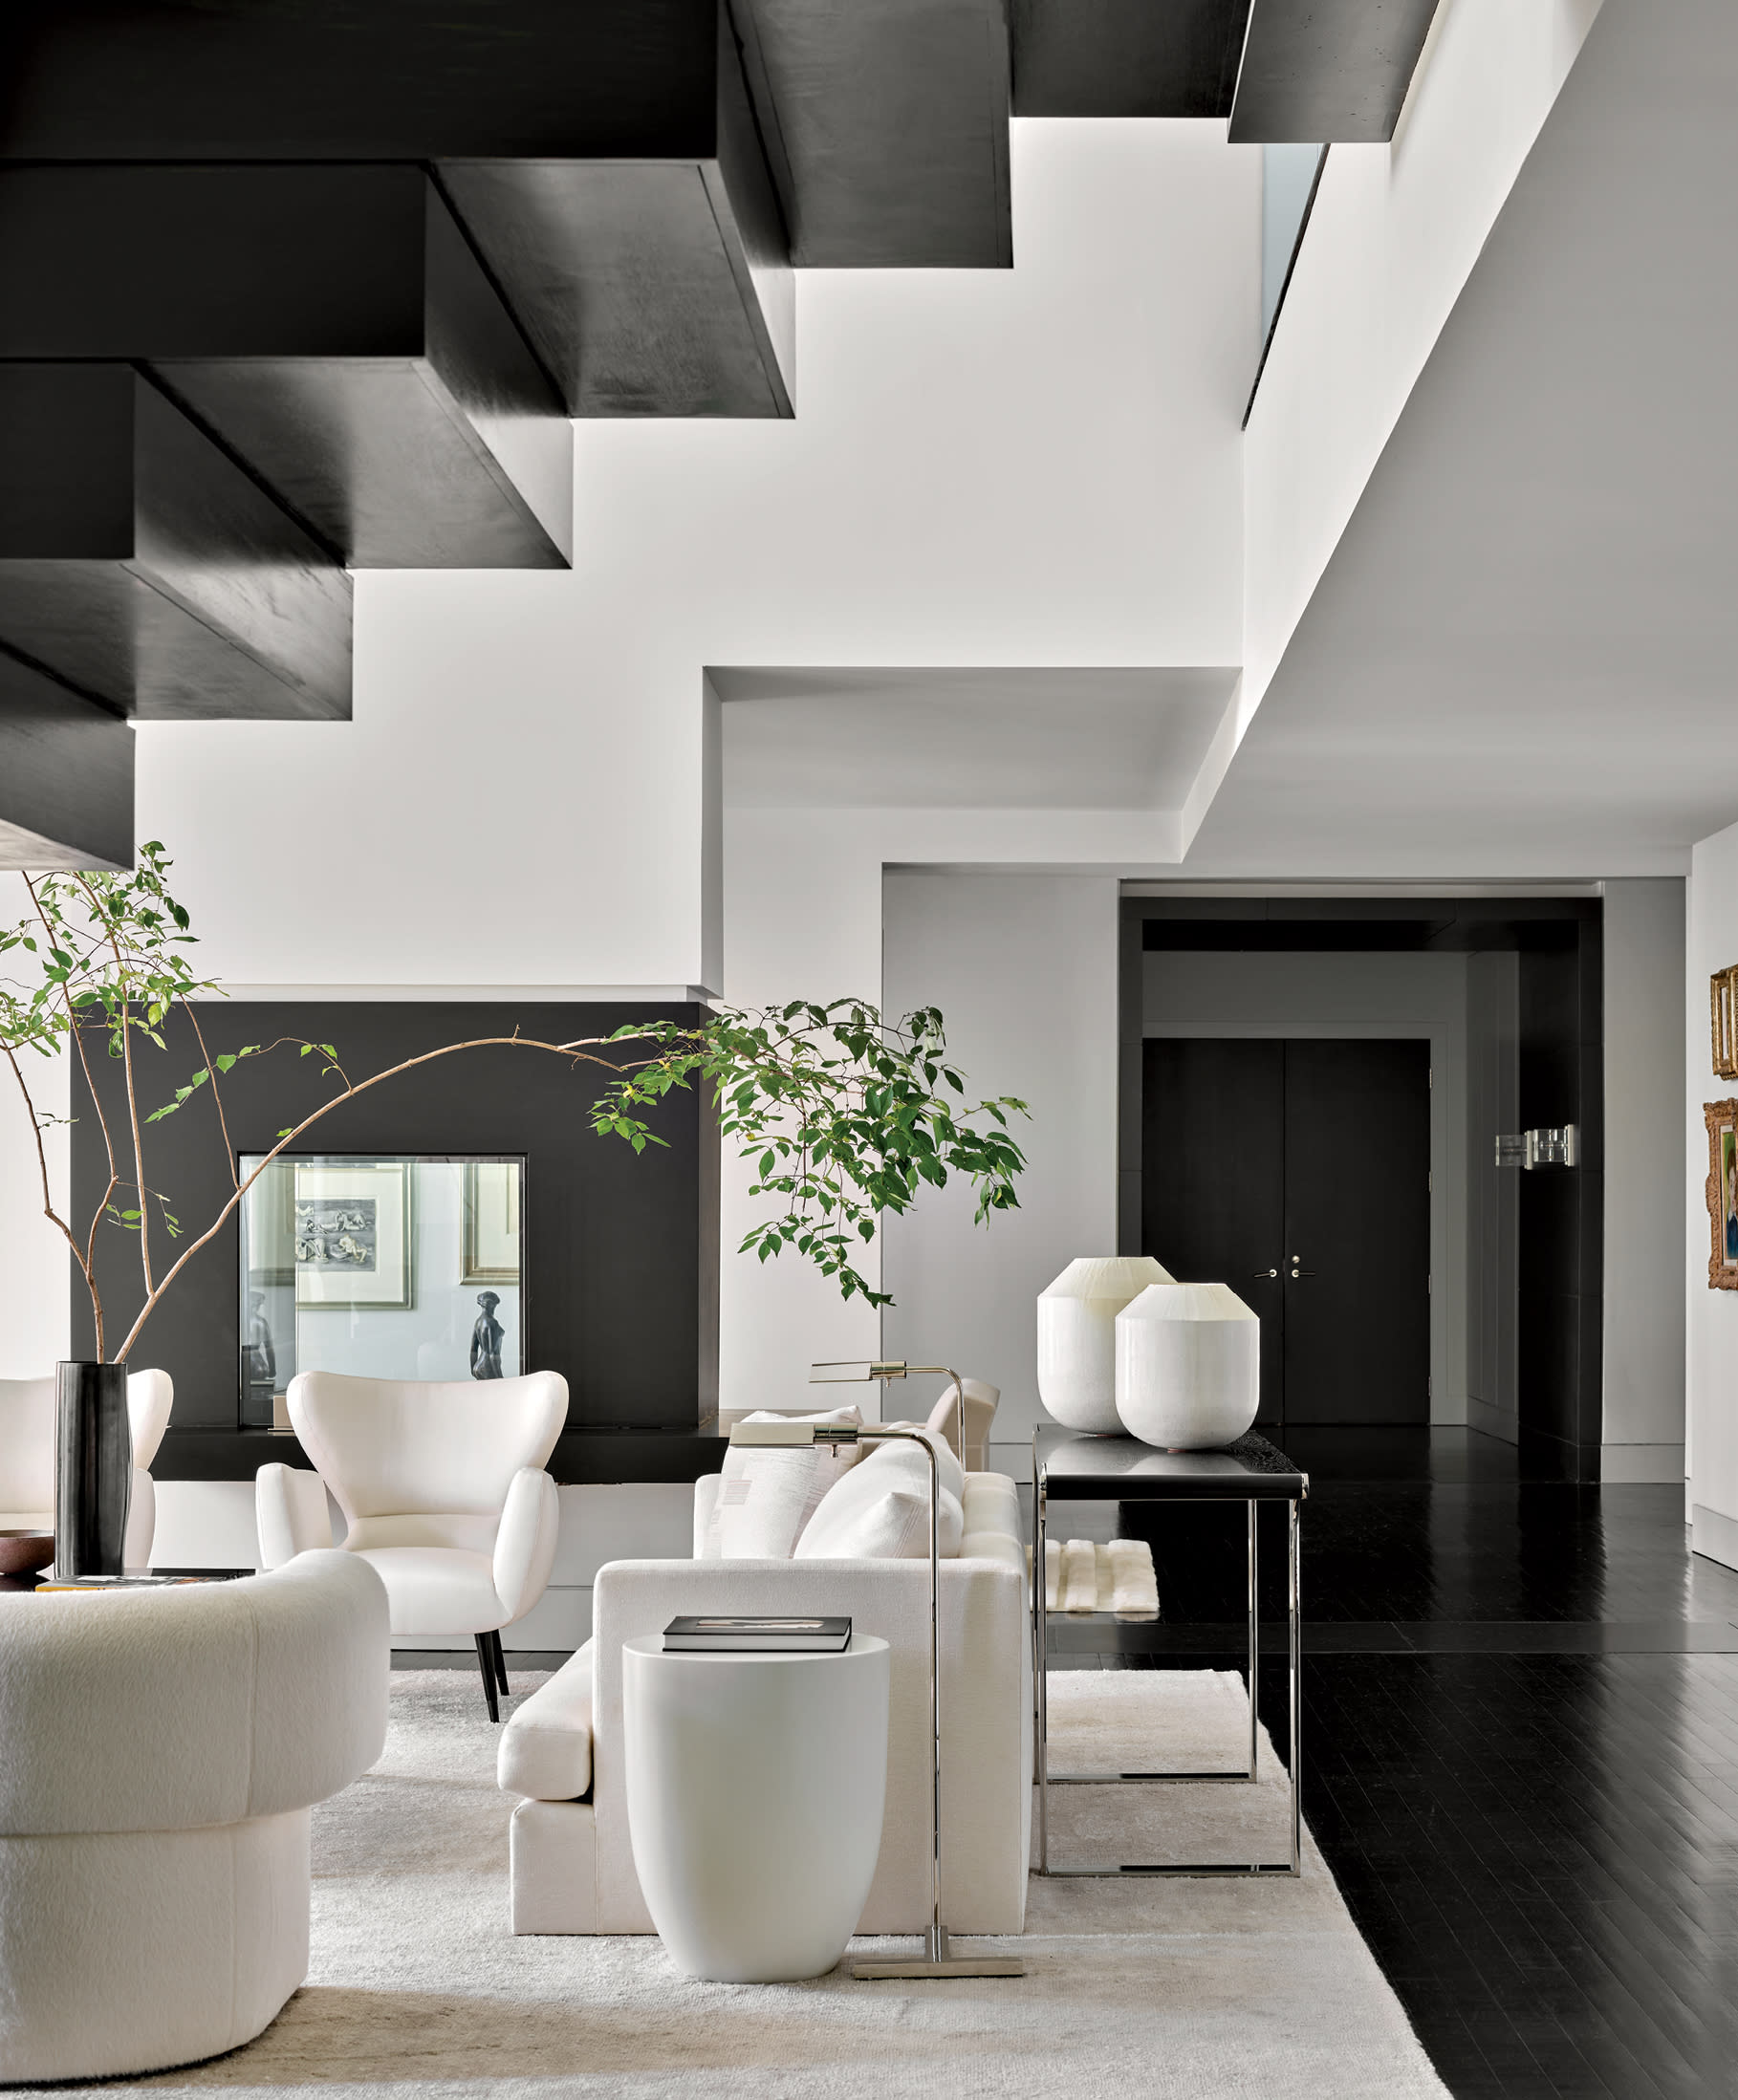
[470,1290,505,1380]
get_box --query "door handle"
[1253,1267,1278,1278]
[1289,1267,1315,1280]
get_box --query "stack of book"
[663,1614,852,1653]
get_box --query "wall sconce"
[1494,1125,1577,1169]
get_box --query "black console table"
[1032,1424,1309,1878]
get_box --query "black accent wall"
[1515,926,1604,1479]
[72,1001,720,1468]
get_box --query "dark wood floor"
[1052,1430,1738,2100]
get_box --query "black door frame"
[1118,895,1605,1481]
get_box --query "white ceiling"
[713,666,1237,811]
[1187,0,1738,878]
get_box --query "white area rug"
[59,1668,1445,2099]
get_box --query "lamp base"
[851,1926,1023,1981]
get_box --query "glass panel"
[239,1153,526,1426]
[1261,142,1326,347]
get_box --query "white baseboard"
[1692,1503,1738,1570]
[1600,1443,1685,1484]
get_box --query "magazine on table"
[662,1614,852,1652]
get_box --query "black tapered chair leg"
[491,1629,510,1698]
[475,1632,501,1722]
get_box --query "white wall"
[1603,877,1685,1481]
[1142,948,1470,1423]
[1687,827,1738,1561]
[0,1055,69,1375]
[880,872,1119,1479]
[130,122,1252,995]
[717,809,887,1414]
[1214,0,1603,830]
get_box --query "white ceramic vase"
[1114,1282,1260,1450]
[1036,1256,1175,1433]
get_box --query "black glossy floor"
[1054,1429,1738,2100]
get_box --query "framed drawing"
[1713,967,1738,1082]
[1705,1101,1738,1290]
[293,1159,415,1309]
[463,1159,523,1284]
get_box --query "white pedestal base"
[622,1634,890,1982]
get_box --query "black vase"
[54,1361,133,1578]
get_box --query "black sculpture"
[470,1290,505,1380]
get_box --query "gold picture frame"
[1712,966,1738,1081]
[1705,1100,1738,1291]
[463,1159,522,1284]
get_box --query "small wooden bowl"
[0,1529,55,1576]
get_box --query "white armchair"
[0,1368,173,1570]
[256,1369,566,1718]
[0,1550,388,2083]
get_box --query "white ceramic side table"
[622,1632,890,1982]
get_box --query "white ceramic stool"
[622,1632,890,1982]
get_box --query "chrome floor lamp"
[728,1360,1022,1981]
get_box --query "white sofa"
[499,1469,1031,1937]
[0,1368,173,1570]
[0,1550,388,2085]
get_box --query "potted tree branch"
[1,845,1029,1575]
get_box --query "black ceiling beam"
[1010,0,1251,119]
[0,653,134,874]
[0,0,793,419]
[1227,0,1441,143]
[0,366,351,724]
[0,1,722,161]
[728,0,1011,269]
[443,9,792,416]
[0,167,571,568]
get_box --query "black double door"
[1141,1038,1431,1428]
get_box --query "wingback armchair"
[255,1369,566,1718]
[0,1369,172,1570]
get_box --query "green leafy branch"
[588,1001,1029,1306]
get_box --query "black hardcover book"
[663,1614,852,1652]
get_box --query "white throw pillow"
[794,1439,965,1561]
[700,1408,863,1560]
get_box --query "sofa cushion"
[958,1531,1026,1576]
[700,1408,862,1560]
[498,1640,594,1802]
[349,1545,504,1635]
[794,1441,965,1560]
[961,1471,1020,1538]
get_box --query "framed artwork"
[293,1159,415,1310]
[1705,1101,1738,1291]
[463,1159,523,1284]
[1713,968,1738,1082]
[242,1164,297,1288]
